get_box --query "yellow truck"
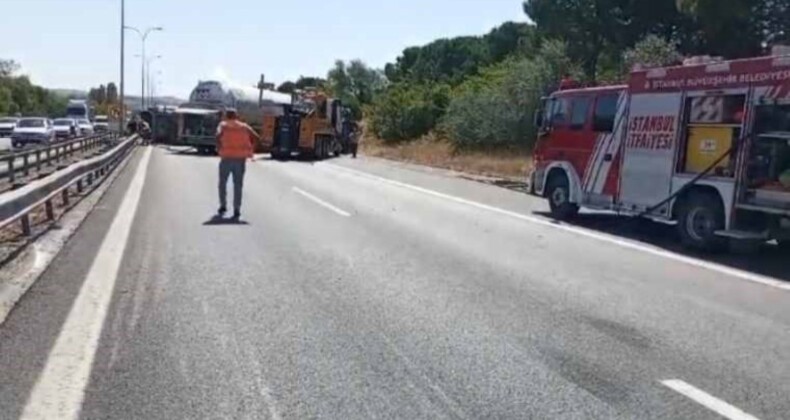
[261,90,346,160]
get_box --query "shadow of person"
[202,215,250,226]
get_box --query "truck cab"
[532,85,627,217]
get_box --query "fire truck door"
[618,93,684,216]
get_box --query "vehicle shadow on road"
[202,216,250,226]
[533,211,790,283]
[158,145,217,158]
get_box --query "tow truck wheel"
[315,139,324,160]
[677,192,726,252]
[546,173,579,220]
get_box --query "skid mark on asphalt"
[320,163,790,293]
[583,316,654,351]
[19,147,152,420]
[661,379,761,420]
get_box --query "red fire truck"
[531,53,790,251]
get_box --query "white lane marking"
[292,187,351,217]
[21,147,152,420]
[322,163,790,292]
[661,379,761,420]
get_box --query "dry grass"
[361,132,532,180]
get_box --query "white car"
[11,118,55,147]
[93,115,110,133]
[0,117,18,138]
[53,118,79,140]
[77,119,94,136]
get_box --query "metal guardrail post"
[77,179,84,193]
[45,200,54,221]
[7,158,14,184]
[20,214,31,236]
[23,154,29,177]
[62,188,70,206]
[36,150,42,172]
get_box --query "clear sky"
[3,0,528,98]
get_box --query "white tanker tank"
[175,80,291,153]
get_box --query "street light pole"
[123,25,162,111]
[146,55,162,106]
[119,0,125,131]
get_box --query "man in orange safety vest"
[216,109,260,220]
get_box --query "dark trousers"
[219,158,246,211]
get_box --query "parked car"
[0,117,18,138]
[11,118,55,147]
[93,115,110,133]
[53,118,79,139]
[77,118,94,136]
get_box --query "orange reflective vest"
[218,120,254,159]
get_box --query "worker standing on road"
[349,121,360,158]
[216,109,260,220]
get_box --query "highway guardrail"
[1,134,117,185]
[0,135,137,236]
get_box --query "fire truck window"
[550,98,570,126]
[570,97,591,130]
[593,95,618,132]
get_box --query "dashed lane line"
[661,379,761,420]
[293,187,352,217]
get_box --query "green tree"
[106,82,118,104]
[624,35,683,71]
[487,22,537,62]
[384,36,490,85]
[0,58,69,116]
[676,0,763,57]
[295,76,326,90]
[88,85,107,104]
[276,81,297,94]
[327,59,386,118]
[524,0,622,81]
[0,59,19,78]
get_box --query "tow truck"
[260,89,346,160]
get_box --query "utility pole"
[119,0,125,131]
[141,39,145,109]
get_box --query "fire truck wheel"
[546,173,579,220]
[677,193,726,251]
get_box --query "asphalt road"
[1,145,789,419]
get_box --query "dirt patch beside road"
[361,135,532,181]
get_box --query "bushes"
[442,40,579,151]
[369,83,449,143]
